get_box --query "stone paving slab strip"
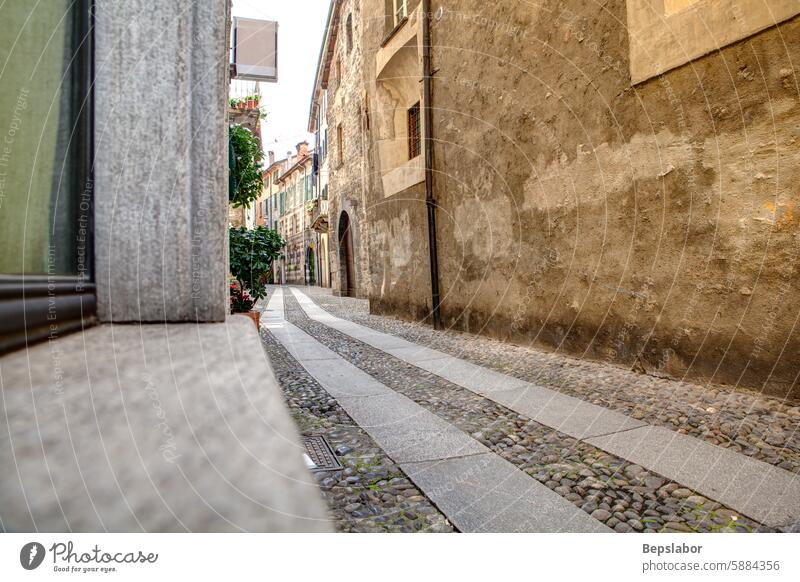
[301,359,389,398]
[290,287,800,528]
[588,426,800,528]
[266,289,611,532]
[489,386,647,439]
[401,454,609,533]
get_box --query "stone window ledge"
[0,316,331,532]
[627,0,800,84]
[381,155,425,197]
[381,16,409,49]
[376,7,420,79]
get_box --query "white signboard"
[232,17,278,83]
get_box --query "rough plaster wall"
[363,0,800,398]
[361,0,430,318]
[327,0,372,298]
[94,0,229,322]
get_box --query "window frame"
[346,13,354,54]
[407,102,421,160]
[0,0,96,355]
[393,0,407,26]
[337,124,344,167]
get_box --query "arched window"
[346,14,353,54]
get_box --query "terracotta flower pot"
[240,310,261,330]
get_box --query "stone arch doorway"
[306,246,316,286]
[338,211,356,297]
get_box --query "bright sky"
[231,0,330,162]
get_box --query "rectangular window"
[337,124,344,165]
[407,102,421,159]
[0,0,95,353]
[393,0,407,25]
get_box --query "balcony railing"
[307,198,329,233]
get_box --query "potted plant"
[229,226,286,330]
[229,281,259,327]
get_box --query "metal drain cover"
[302,435,343,472]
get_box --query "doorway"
[306,246,316,286]
[338,211,355,297]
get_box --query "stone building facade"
[276,142,327,285]
[255,152,288,283]
[309,87,332,289]
[341,0,800,398]
[256,152,287,230]
[311,0,372,298]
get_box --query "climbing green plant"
[229,226,285,302]
[229,124,263,208]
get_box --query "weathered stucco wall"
[363,0,800,399]
[361,0,430,317]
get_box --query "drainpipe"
[421,0,442,330]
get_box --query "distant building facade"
[257,151,287,230]
[275,142,329,286]
[310,0,370,298]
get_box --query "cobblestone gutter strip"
[301,287,800,475]
[283,294,776,533]
[259,327,454,533]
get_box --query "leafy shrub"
[229,226,286,304]
[229,124,263,208]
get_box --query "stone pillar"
[94,0,229,322]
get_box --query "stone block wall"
[326,0,372,298]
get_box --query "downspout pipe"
[421,0,442,330]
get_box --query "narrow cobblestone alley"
[259,317,454,533]
[259,286,800,533]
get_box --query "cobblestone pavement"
[258,295,453,533]
[300,287,800,475]
[281,291,774,533]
